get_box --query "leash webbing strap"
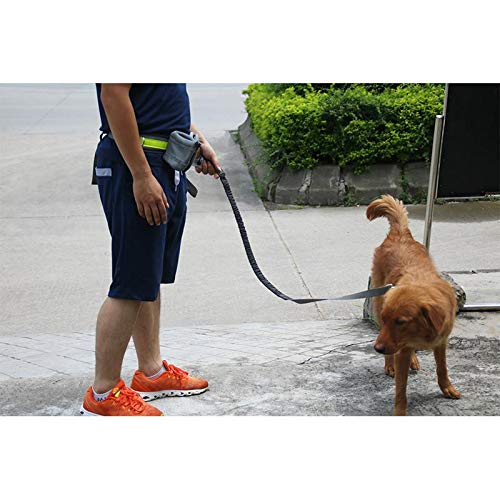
[106,132,200,197]
[217,170,393,304]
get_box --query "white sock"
[92,387,112,401]
[147,364,167,379]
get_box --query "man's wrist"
[130,164,153,181]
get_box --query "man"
[80,84,220,416]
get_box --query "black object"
[438,84,500,198]
[91,152,98,185]
[217,170,393,304]
[186,178,198,198]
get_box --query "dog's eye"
[394,318,406,326]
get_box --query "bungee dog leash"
[211,165,394,304]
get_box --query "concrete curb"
[237,116,430,206]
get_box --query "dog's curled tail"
[366,195,409,232]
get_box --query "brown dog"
[366,195,460,416]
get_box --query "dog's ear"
[420,304,444,333]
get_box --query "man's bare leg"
[93,297,142,393]
[129,290,209,397]
[132,291,163,376]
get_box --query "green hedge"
[243,84,445,173]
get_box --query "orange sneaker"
[130,360,209,401]
[80,380,163,416]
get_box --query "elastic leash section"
[217,169,393,304]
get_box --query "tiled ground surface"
[0,318,376,380]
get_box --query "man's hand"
[195,141,221,178]
[101,84,168,226]
[133,173,169,226]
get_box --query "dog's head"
[373,286,451,355]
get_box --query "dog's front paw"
[441,384,461,399]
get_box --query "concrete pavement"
[0,84,499,415]
[1,314,499,416]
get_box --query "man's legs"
[129,289,209,398]
[132,291,163,376]
[93,297,142,393]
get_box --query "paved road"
[0,84,498,415]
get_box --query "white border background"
[1,1,499,498]
[3,0,500,82]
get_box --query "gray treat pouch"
[162,131,200,172]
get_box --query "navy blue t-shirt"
[96,84,191,138]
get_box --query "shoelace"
[114,386,145,413]
[165,363,188,379]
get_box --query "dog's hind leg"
[372,296,383,327]
[410,352,420,372]
[433,344,461,399]
[384,354,395,377]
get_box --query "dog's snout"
[374,343,386,354]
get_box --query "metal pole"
[425,86,500,312]
[423,114,445,250]
[460,303,500,312]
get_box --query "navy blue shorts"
[94,137,187,302]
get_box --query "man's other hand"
[196,141,221,178]
[133,173,169,226]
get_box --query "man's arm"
[190,123,220,178]
[100,84,168,226]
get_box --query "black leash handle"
[216,169,393,304]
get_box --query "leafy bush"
[244,83,445,172]
[244,85,331,170]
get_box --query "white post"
[423,114,445,250]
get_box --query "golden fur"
[367,195,460,415]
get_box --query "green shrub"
[243,83,445,172]
[244,85,332,170]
